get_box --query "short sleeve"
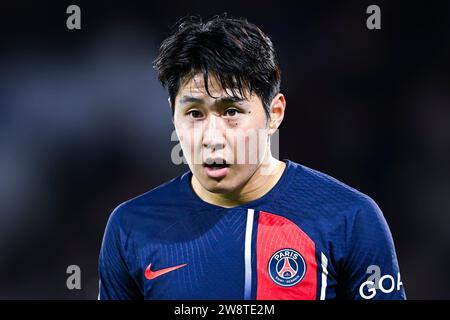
[98,205,142,300]
[341,197,406,300]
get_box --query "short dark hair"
[153,14,281,118]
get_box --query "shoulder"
[285,160,384,222]
[105,171,191,231]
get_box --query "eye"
[188,110,203,119]
[224,108,240,117]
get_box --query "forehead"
[177,73,251,101]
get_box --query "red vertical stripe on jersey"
[256,211,317,299]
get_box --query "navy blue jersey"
[98,159,406,300]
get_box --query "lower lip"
[204,166,230,179]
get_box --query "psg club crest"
[268,248,306,287]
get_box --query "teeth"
[205,159,226,166]
[204,160,229,169]
[208,163,226,167]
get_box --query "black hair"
[153,14,281,118]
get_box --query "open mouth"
[203,159,230,178]
[203,159,230,169]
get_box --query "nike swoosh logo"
[144,263,187,280]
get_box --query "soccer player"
[98,15,406,300]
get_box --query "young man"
[98,15,406,300]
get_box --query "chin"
[202,179,236,194]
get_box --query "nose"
[202,113,225,151]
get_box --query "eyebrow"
[178,95,245,106]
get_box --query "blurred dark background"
[0,0,449,299]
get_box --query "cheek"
[228,130,269,165]
[226,118,239,127]
[175,126,192,156]
[175,125,204,160]
[241,111,268,131]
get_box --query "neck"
[191,155,286,208]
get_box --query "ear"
[268,93,286,135]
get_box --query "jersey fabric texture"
[98,159,406,300]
